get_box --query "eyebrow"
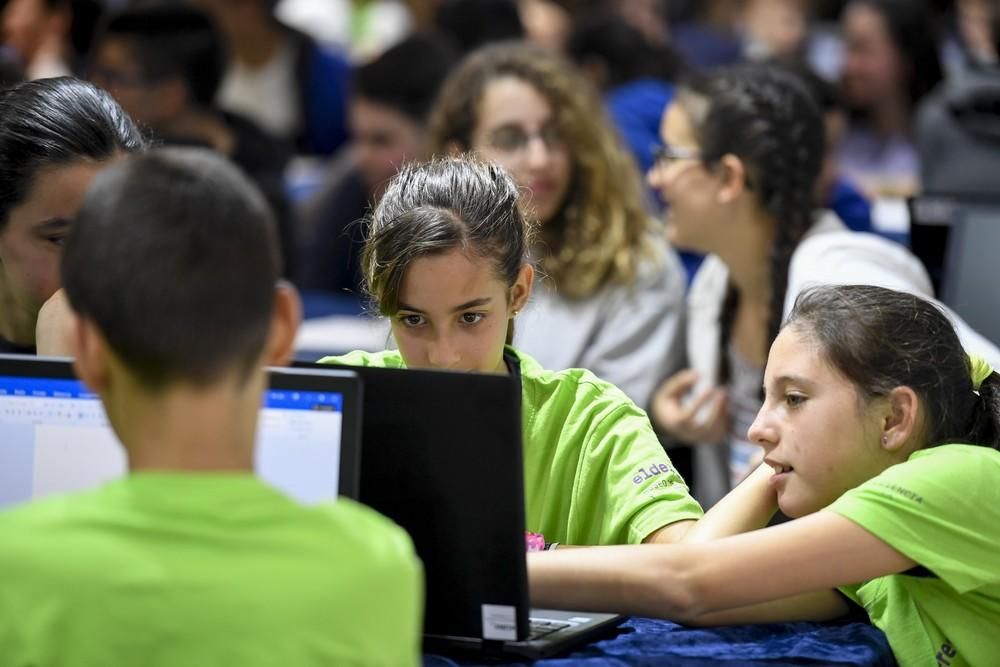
[34,217,72,232]
[397,297,493,314]
[764,374,817,393]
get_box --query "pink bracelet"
[525,531,545,552]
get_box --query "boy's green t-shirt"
[324,348,703,545]
[825,444,1000,667]
[0,473,423,667]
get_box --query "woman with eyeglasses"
[647,62,1000,509]
[426,42,687,414]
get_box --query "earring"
[512,310,519,317]
[881,435,889,447]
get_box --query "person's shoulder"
[515,348,641,416]
[893,444,1000,480]
[312,498,420,570]
[319,349,403,368]
[842,444,1000,509]
[0,485,117,560]
[634,235,685,291]
[790,216,933,298]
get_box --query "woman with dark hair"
[0,76,145,353]
[646,62,999,508]
[321,156,703,547]
[838,0,943,196]
[529,284,1000,665]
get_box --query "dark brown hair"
[678,62,824,384]
[787,284,1000,449]
[362,156,532,342]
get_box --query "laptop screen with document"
[0,355,361,509]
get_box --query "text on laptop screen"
[0,376,344,509]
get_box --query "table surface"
[424,617,895,666]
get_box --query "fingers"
[659,368,700,399]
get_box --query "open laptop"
[298,360,624,659]
[0,354,362,508]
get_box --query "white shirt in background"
[216,39,300,141]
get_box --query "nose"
[647,160,677,202]
[426,333,461,369]
[647,162,664,190]
[525,134,552,169]
[747,406,778,452]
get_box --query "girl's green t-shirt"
[826,444,1000,667]
[324,347,703,545]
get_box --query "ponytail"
[967,371,1000,450]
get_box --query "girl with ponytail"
[646,62,1000,508]
[529,284,1000,666]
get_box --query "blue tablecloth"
[424,618,895,666]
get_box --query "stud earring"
[882,435,889,446]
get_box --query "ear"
[879,386,921,454]
[509,263,534,314]
[263,280,302,367]
[70,314,111,395]
[715,154,750,204]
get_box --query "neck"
[869,95,911,137]
[0,277,37,345]
[104,369,264,473]
[712,204,776,303]
[229,16,286,68]
[158,109,235,157]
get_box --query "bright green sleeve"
[576,402,704,545]
[825,445,1000,594]
[317,349,405,368]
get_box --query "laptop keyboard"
[527,618,573,640]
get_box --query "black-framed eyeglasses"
[651,143,702,168]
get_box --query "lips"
[765,459,793,489]
[529,181,556,196]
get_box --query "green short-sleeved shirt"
[0,473,423,667]
[825,444,1000,667]
[323,347,703,545]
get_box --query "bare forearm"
[528,513,914,627]
[685,590,849,626]
[528,546,700,621]
[683,463,777,543]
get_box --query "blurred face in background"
[471,76,572,226]
[647,102,727,254]
[2,0,66,64]
[742,0,809,59]
[840,1,906,112]
[89,37,172,129]
[957,0,998,63]
[349,97,427,197]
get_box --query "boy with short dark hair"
[0,147,422,666]
[89,4,297,274]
